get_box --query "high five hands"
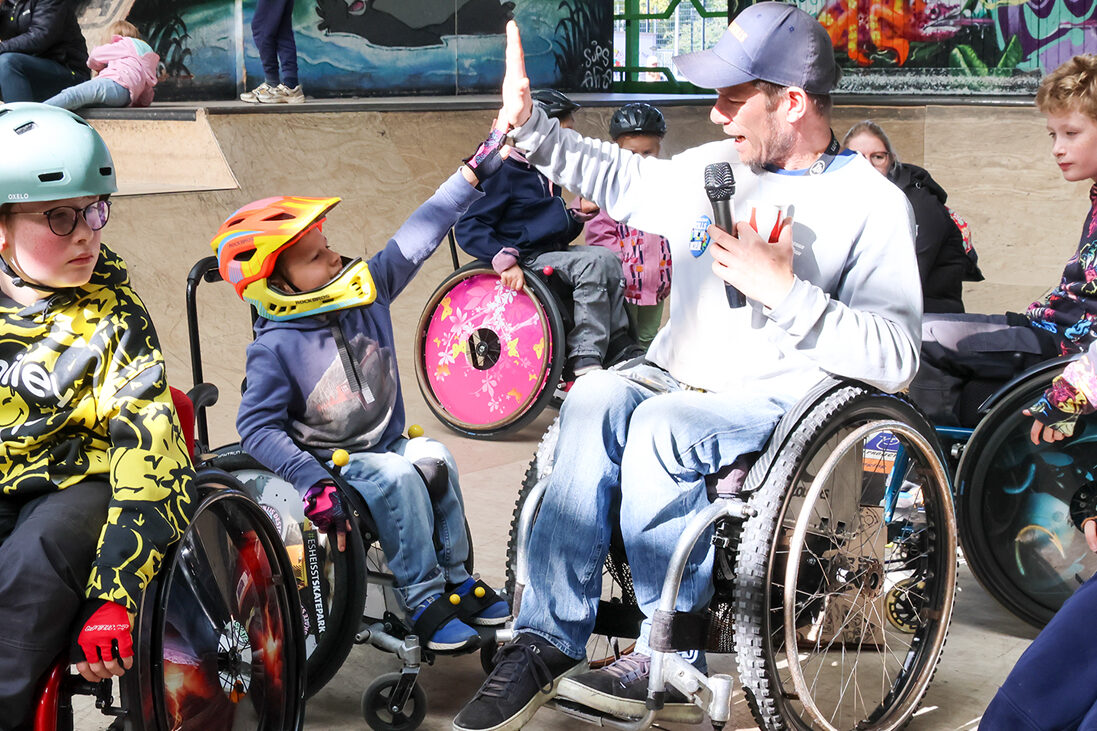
[499,20,532,132]
[708,217,797,310]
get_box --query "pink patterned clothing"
[88,36,159,107]
[1030,339,1097,436]
[583,208,671,307]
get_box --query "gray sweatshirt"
[511,106,922,397]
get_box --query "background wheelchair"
[186,256,502,731]
[938,353,1097,628]
[33,387,307,731]
[414,232,640,439]
[506,377,957,731]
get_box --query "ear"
[783,86,809,124]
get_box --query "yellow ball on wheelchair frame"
[449,593,461,605]
[408,424,425,438]
[332,449,350,467]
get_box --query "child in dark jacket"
[216,127,511,652]
[455,89,633,380]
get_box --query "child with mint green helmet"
[0,102,195,725]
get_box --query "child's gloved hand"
[464,127,508,183]
[75,599,134,681]
[304,480,351,552]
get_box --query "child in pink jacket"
[44,20,158,110]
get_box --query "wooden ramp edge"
[88,109,239,197]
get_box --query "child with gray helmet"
[0,102,195,726]
[576,102,672,349]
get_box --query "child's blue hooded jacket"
[236,170,482,493]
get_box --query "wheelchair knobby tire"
[733,387,956,731]
[414,263,566,438]
[122,472,306,730]
[955,369,1097,628]
[504,417,642,667]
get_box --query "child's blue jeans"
[339,436,472,612]
[44,77,131,110]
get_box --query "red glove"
[77,600,133,665]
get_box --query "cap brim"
[673,48,755,90]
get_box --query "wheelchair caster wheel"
[362,672,427,731]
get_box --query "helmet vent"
[14,121,36,135]
[99,167,113,176]
[264,212,295,221]
[38,172,63,183]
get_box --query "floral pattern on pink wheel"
[422,273,554,426]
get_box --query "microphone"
[704,162,744,308]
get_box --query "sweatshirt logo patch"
[690,214,712,257]
[0,353,61,400]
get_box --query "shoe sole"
[452,661,587,731]
[555,678,704,724]
[468,614,510,627]
[427,636,480,651]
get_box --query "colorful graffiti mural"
[77,0,612,100]
[794,0,1097,92]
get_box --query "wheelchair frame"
[507,376,958,731]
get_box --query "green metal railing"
[614,0,734,92]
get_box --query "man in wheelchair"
[454,7,922,731]
[0,103,195,729]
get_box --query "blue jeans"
[252,0,298,88]
[340,436,471,611]
[515,367,795,659]
[43,76,131,110]
[0,52,87,103]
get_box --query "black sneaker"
[452,633,585,731]
[556,653,703,723]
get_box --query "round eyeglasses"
[7,200,111,236]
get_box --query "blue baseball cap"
[673,2,838,94]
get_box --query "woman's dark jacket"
[0,0,89,75]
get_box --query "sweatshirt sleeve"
[368,168,484,299]
[87,37,127,70]
[85,312,197,614]
[509,105,676,237]
[762,192,922,394]
[237,342,330,494]
[0,0,67,56]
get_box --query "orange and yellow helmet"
[210,196,376,321]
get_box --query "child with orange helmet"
[212,123,510,651]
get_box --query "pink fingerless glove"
[465,128,507,181]
[303,481,349,533]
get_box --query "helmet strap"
[0,252,66,294]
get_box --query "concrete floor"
[71,396,1040,730]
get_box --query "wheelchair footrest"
[551,698,639,727]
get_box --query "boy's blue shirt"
[236,170,482,493]
[454,154,584,261]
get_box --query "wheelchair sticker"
[689,215,712,257]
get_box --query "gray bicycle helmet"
[532,89,581,120]
[609,102,667,139]
[0,102,117,204]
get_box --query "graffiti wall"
[77,0,612,100]
[788,0,1097,93]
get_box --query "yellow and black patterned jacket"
[0,245,195,612]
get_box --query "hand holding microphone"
[704,163,796,310]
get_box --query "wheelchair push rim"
[205,444,368,698]
[415,264,566,438]
[123,477,306,731]
[734,388,956,731]
[956,372,1097,628]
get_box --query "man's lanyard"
[765,133,842,176]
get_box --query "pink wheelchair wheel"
[415,264,565,438]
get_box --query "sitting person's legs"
[531,246,632,374]
[909,312,1059,426]
[0,481,110,729]
[558,387,793,716]
[0,53,85,103]
[339,450,479,649]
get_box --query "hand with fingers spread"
[498,20,532,130]
[708,216,796,309]
[74,600,134,682]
